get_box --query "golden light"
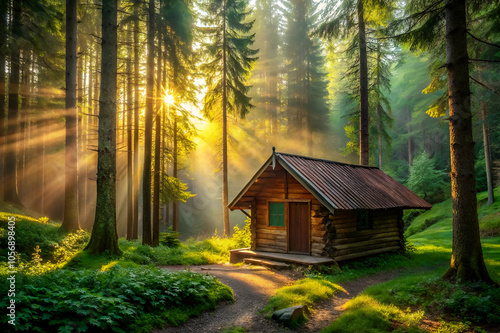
[164,92,175,106]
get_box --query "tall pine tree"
[86,0,121,255]
[201,0,258,237]
[390,0,497,283]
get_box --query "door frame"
[285,200,311,255]
[266,199,311,255]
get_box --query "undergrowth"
[322,272,500,333]
[0,207,249,332]
[263,278,344,317]
[0,265,233,332]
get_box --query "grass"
[320,187,500,333]
[263,278,344,316]
[406,186,500,238]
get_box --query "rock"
[272,305,309,325]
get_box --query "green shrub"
[406,152,449,203]
[0,266,233,332]
[233,217,251,248]
[0,213,68,262]
[159,227,181,247]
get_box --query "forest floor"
[155,264,402,333]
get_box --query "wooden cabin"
[228,150,431,262]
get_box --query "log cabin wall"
[324,209,404,261]
[253,164,323,253]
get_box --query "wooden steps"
[243,258,290,270]
[230,248,337,268]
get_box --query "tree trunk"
[377,104,383,169]
[0,0,7,200]
[19,50,31,201]
[173,110,179,232]
[86,0,121,255]
[481,102,494,206]
[63,0,80,231]
[408,122,413,166]
[132,2,140,240]
[142,0,155,245]
[358,1,369,166]
[441,0,492,283]
[222,0,230,237]
[376,46,383,169]
[4,0,22,205]
[126,25,134,240]
[152,34,162,246]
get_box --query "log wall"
[251,164,404,261]
[326,209,404,261]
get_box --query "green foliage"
[0,213,89,275]
[160,175,196,204]
[159,227,181,247]
[222,327,247,333]
[232,217,251,248]
[201,0,258,120]
[406,152,449,203]
[0,266,233,332]
[322,294,425,333]
[263,278,344,317]
[407,186,500,238]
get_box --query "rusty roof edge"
[228,154,273,210]
[277,151,380,170]
[277,153,338,213]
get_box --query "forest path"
[155,264,400,333]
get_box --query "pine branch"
[380,0,444,40]
[469,58,500,63]
[467,31,500,49]
[470,76,500,96]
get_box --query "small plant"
[31,245,42,265]
[38,217,49,223]
[159,227,181,247]
[232,217,251,248]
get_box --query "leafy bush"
[0,266,233,333]
[232,217,251,248]
[0,213,70,262]
[159,227,181,247]
[406,152,449,203]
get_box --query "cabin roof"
[229,151,432,212]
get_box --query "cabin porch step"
[243,258,290,270]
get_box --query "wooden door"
[288,202,309,254]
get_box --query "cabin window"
[269,202,285,227]
[357,210,373,230]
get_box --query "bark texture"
[481,102,494,206]
[142,0,155,245]
[86,0,121,255]
[358,1,369,166]
[222,0,230,237]
[63,0,80,231]
[4,0,22,205]
[442,0,492,283]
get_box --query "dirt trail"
[301,270,400,332]
[155,265,400,333]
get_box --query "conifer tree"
[201,0,258,237]
[63,0,79,231]
[317,0,393,165]
[250,0,282,138]
[86,0,121,255]
[143,0,155,245]
[390,0,498,283]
